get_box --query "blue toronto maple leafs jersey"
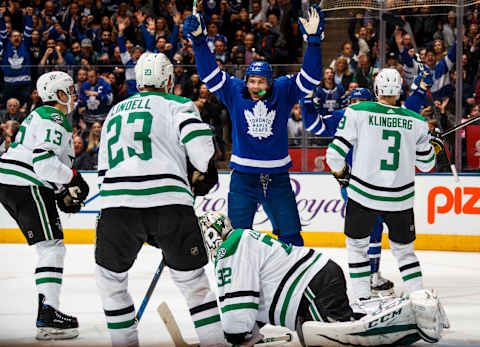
[193,41,322,173]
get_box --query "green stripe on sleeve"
[32,152,55,163]
[221,303,259,313]
[0,168,45,186]
[181,129,213,144]
[328,142,347,158]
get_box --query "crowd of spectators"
[0,0,478,170]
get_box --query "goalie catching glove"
[331,164,351,189]
[56,170,89,213]
[187,157,218,196]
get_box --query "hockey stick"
[136,259,166,323]
[440,113,480,138]
[427,90,459,182]
[192,0,197,15]
[158,302,293,346]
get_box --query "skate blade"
[36,327,79,340]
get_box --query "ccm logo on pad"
[427,186,480,224]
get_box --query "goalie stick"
[157,302,293,346]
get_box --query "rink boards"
[0,172,479,251]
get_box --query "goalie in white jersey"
[0,71,90,340]
[199,212,447,346]
[326,68,436,301]
[95,53,225,347]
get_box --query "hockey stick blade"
[255,333,293,345]
[158,302,198,347]
[440,114,480,138]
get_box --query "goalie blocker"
[301,289,448,347]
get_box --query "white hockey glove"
[299,5,325,44]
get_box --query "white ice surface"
[1,244,479,346]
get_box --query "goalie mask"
[198,212,233,262]
[374,68,402,99]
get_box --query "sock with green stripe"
[96,265,139,347]
[346,236,371,300]
[35,239,66,309]
[390,240,423,293]
[170,268,225,346]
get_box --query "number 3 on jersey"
[380,130,401,171]
[107,112,153,169]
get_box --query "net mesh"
[320,0,480,11]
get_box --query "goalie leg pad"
[302,296,420,346]
[35,239,66,309]
[95,265,139,347]
[170,268,225,346]
[410,289,445,343]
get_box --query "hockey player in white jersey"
[326,68,436,301]
[198,212,447,346]
[0,71,90,340]
[95,52,225,347]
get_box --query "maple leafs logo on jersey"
[244,101,276,139]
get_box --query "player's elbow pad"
[34,160,72,185]
[185,138,214,173]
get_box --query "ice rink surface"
[1,244,479,347]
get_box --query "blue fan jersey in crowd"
[78,76,113,123]
[313,84,348,116]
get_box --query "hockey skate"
[370,272,395,297]
[36,294,79,340]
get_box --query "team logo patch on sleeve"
[51,113,64,124]
[216,247,226,260]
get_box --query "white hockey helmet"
[198,212,233,262]
[135,52,173,91]
[37,71,75,113]
[374,68,402,98]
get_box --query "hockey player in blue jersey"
[302,70,433,295]
[183,5,325,246]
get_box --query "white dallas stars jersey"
[214,229,329,333]
[0,106,74,189]
[97,91,214,209]
[326,101,435,211]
